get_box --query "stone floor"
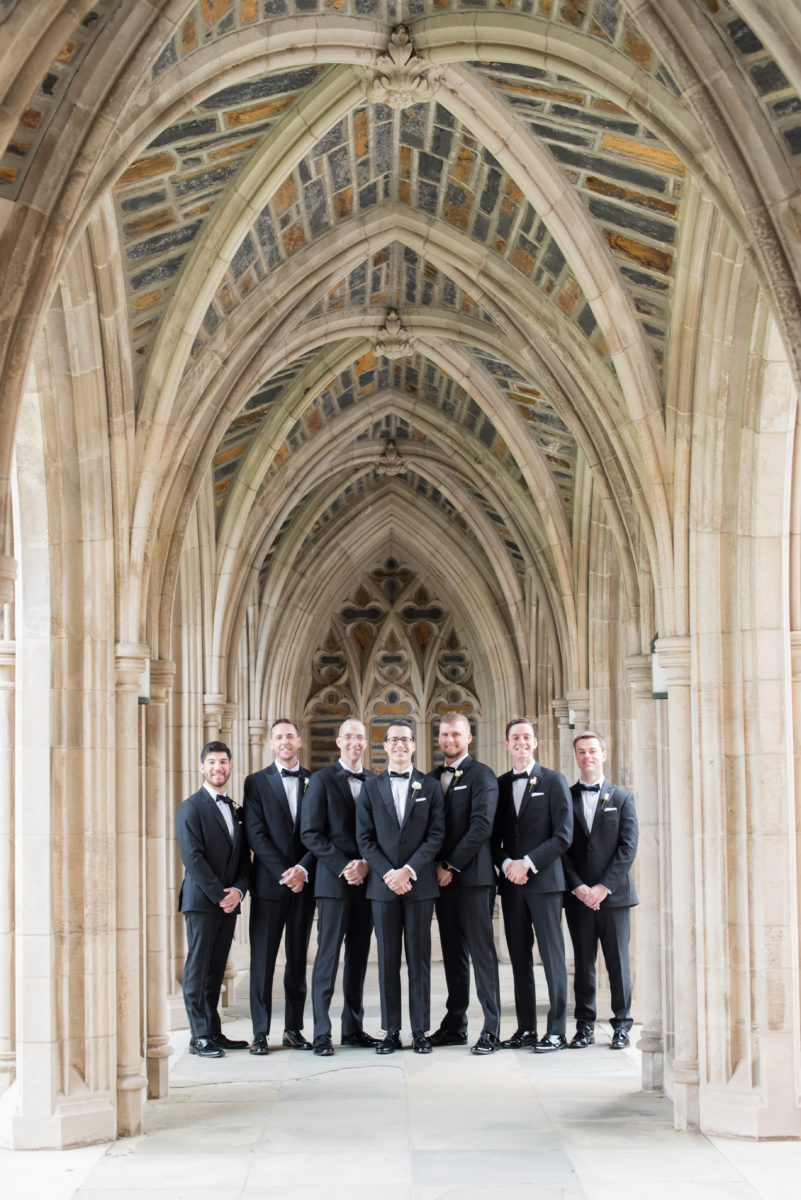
[4,963,801,1199]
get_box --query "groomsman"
[244,718,315,1054]
[356,720,445,1054]
[427,712,501,1055]
[176,741,251,1057]
[492,718,573,1052]
[301,717,379,1055]
[564,731,638,1049]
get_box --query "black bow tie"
[580,783,601,792]
[344,771,365,781]
[281,768,301,778]
[389,771,410,779]
[512,772,530,781]
[216,795,233,807]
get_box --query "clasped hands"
[342,858,369,885]
[573,883,609,910]
[383,866,413,894]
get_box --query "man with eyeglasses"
[356,720,445,1054]
[300,717,380,1055]
[244,717,315,1055]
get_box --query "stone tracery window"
[306,558,479,769]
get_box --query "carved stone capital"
[374,309,417,360]
[368,25,445,110]
[376,438,406,477]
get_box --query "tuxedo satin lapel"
[205,789,232,841]
[572,789,590,837]
[267,769,294,831]
[377,773,397,821]
[333,769,355,809]
[399,770,423,831]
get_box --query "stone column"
[248,719,266,773]
[626,653,664,1091]
[203,693,225,744]
[220,702,237,746]
[552,697,573,778]
[0,639,15,1093]
[655,635,698,1129]
[565,689,590,735]
[144,661,175,1099]
[114,643,149,1137]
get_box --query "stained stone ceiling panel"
[305,244,498,327]
[701,1,801,169]
[473,60,683,367]
[196,100,597,360]
[459,345,576,515]
[113,65,325,378]
[233,350,536,515]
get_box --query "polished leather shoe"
[190,1036,224,1058]
[313,1034,334,1056]
[610,1029,630,1050]
[569,1025,595,1049]
[500,1028,537,1049]
[412,1034,432,1054]
[341,1030,380,1048]
[533,1032,568,1053]
[249,1033,269,1055]
[428,1028,467,1047]
[282,1029,312,1050]
[471,1031,500,1055]
[376,1031,402,1054]
[213,1033,249,1050]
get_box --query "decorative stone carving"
[376,438,406,477]
[368,24,445,110]
[373,309,417,360]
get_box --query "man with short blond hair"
[492,718,573,1052]
[244,718,315,1054]
[427,712,501,1055]
[564,731,638,1050]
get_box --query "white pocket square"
[453,785,467,791]
[415,795,427,802]
[603,807,617,813]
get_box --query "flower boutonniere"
[302,777,308,792]
[600,791,611,809]
[453,770,463,782]
[528,776,539,793]
[411,781,422,796]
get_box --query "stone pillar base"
[147,1038,172,1099]
[0,1082,116,1149]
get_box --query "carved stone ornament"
[376,438,406,477]
[374,309,417,360]
[368,24,445,110]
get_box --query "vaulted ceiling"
[3,0,800,690]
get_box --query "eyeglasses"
[386,736,414,746]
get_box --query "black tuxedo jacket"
[301,763,373,899]
[356,768,445,903]
[492,761,572,893]
[428,755,498,887]
[243,762,315,900]
[177,786,250,912]
[563,781,638,907]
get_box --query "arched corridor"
[1,0,800,1146]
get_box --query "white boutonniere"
[453,769,463,781]
[600,791,611,809]
[411,781,426,801]
[528,776,538,792]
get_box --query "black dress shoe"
[471,1031,500,1055]
[533,1032,568,1053]
[190,1036,224,1058]
[610,1029,630,1050]
[428,1028,468,1047]
[569,1025,595,1049]
[500,1028,537,1049]
[282,1029,312,1050]
[412,1034,432,1054]
[376,1031,402,1054]
[313,1034,334,1056]
[341,1030,380,1048]
[213,1033,249,1050]
[249,1033,269,1055]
